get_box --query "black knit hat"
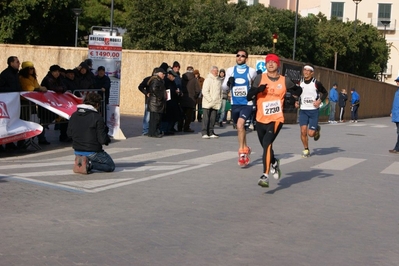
[49,65,61,72]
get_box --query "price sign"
[89,50,121,60]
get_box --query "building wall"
[1,44,396,121]
[232,0,399,85]
[296,0,399,85]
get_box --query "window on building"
[331,2,344,21]
[378,4,392,27]
[238,0,259,5]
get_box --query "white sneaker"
[209,134,219,139]
[248,124,254,130]
[202,135,210,139]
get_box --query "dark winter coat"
[163,77,182,122]
[95,75,111,104]
[147,76,166,113]
[338,92,348,107]
[0,66,21,92]
[67,104,110,152]
[41,72,66,93]
[74,63,95,90]
[180,72,201,108]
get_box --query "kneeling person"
[67,93,115,173]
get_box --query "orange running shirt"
[256,74,287,124]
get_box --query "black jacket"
[67,105,110,152]
[74,63,95,90]
[0,66,21,92]
[41,72,66,93]
[95,75,111,104]
[138,76,151,103]
[338,92,348,107]
[147,76,166,113]
[62,77,80,96]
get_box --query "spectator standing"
[40,65,69,142]
[161,68,181,135]
[194,69,205,122]
[19,61,47,140]
[221,49,258,167]
[0,56,21,92]
[294,64,328,158]
[63,69,79,96]
[19,61,47,92]
[350,88,360,123]
[147,68,167,138]
[74,62,95,91]
[138,68,157,136]
[0,56,21,151]
[67,93,115,174]
[338,88,348,122]
[94,66,111,120]
[328,83,338,123]
[217,69,227,127]
[201,66,222,139]
[389,76,399,153]
[172,61,182,91]
[178,67,201,132]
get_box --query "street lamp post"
[380,20,391,82]
[353,0,362,32]
[110,0,114,36]
[292,0,299,60]
[72,8,82,47]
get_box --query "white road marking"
[311,157,366,170]
[118,149,197,161]
[280,154,303,165]
[180,151,237,164]
[85,164,210,193]
[5,164,210,193]
[59,178,133,189]
[381,162,399,175]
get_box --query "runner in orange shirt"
[247,54,301,188]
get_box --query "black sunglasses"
[236,54,246,58]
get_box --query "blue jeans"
[394,122,399,151]
[219,99,227,123]
[329,102,337,121]
[142,104,150,135]
[87,151,115,172]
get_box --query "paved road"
[1,115,398,266]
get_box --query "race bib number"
[303,96,314,104]
[232,86,247,97]
[262,100,281,116]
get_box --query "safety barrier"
[17,89,106,150]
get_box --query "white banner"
[0,92,43,145]
[88,34,125,140]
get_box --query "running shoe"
[202,135,210,139]
[314,125,321,141]
[238,147,251,167]
[302,149,310,158]
[270,159,281,180]
[258,175,269,188]
[238,154,246,167]
[243,147,251,166]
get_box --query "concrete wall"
[1,44,397,122]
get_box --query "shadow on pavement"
[266,169,333,194]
